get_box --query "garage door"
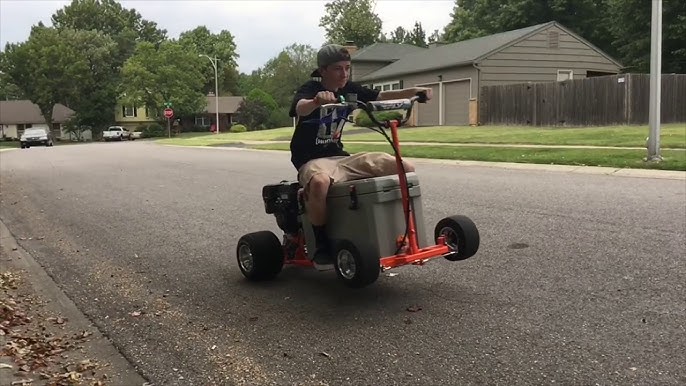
[416,84,439,126]
[443,81,470,126]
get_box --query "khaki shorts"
[297,152,406,188]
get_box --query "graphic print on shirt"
[316,105,349,145]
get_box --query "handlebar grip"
[416,91,428,103]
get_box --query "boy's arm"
[378,86,432,101]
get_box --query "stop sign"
[164,108,174,119]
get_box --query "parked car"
[102,126,132,141]
[20,128,54,148]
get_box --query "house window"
[123,105,137,118]
[557,70,573,81]
[195,116,210,127]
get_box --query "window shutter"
[122,106,126,116]
[399,80,403,89]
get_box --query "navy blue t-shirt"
[288,80,380,170]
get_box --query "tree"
[178,26,241,96]
[409,22,428,47]
[236,88,280,131]
[389,27,410,44]
[260,43,318,108]
[51,0,166,64]
[606,0,686,73]
[1,25,117,130]
[319,0,383,47]
[120,41,206,119]
[428,29,443,44]
[48,0,168,131]
[0,70,24,100]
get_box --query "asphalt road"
[1,141,684,386]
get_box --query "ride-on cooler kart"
[236,92,480,288]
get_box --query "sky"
[0,0,455,73]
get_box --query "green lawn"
[155,123,686,149]
[0,141,20,148]
[250,143,686,171]
[155,127,294,146]
[346,123,686,148]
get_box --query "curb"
[160,143,686,181]
[0,219,149,385]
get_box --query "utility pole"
[647,0,662,161]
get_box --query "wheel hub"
[337,250,356,279]
[439,227,459,251]
[238,244,254,272]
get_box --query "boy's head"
[311,44,351,89]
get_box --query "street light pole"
[200,54,220,134]
[647,0,662,161]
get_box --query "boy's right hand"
[314,91,337,105]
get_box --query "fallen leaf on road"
[11,379,33,385]
[0,363,13,369]
[319,352,331,359]
[130,311,141,317]
[248,316,258,322]
[406,305,422,312]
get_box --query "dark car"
[20,128,54,148]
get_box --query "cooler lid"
[328,172,419,197]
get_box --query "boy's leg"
[337,152,415,179]
[298,158,339,264]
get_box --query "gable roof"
[358,21,617,81]
[0,100,75,124]
[352,42,427,62]
[205,96,244,114]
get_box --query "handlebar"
[318,91,428,128]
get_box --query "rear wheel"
[236,231,284,281]
[333,239,380,288]
[434,215,480,261]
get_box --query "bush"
[141,123,165,138]
[230,124,247,133]
[354,110,403,127]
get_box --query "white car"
[102,126,132,141]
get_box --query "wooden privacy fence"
[478,73,686,126]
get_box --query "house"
[115,95,245,132]
[180,95,245,131]
[0,100,86,140]
[351,21,623,126]
[114,104,156,130]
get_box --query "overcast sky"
[0,0,454,73]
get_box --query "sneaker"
[312,245,334,271]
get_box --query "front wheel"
[236,231,284,281]
[434,215,480,261]
[333,239,380,288]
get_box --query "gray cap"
[310,44,352,77]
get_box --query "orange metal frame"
[282,119,450,270]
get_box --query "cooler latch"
[349,185,358,210]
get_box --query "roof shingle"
[0,100,75,124]
[204,96,244,114]
[352,42,427,62]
